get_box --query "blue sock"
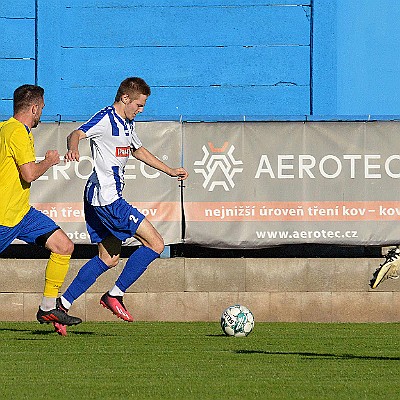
[115,246,159,292]
[63,256,109,305]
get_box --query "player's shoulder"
[1,117,17,128]
[93,106,113,120]
[80,106,112,132]
[0,117,26,135]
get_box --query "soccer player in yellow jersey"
[0,84,81,335]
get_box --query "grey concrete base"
[0,257,398,323]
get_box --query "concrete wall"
[0,257,398,323]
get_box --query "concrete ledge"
[0,257,398,323]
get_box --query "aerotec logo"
[194,142,243,191]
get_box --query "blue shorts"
[84,197,145,243]
[0,207,60,254]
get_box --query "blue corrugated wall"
[0,1,36,109]
[0,1,311,120]
[1,1,398,121]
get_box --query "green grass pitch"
[0,321,399,399]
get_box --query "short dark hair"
[114,77,151,102]
[13,84,44,114]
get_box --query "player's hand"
[45,150,61,166]
[64,149,80,162]
[170,167,188,181]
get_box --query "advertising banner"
[183,121,400,248]
[28,121,183,245]
[15,120,400,248]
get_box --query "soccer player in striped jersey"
[58,77,188,332]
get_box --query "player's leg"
[114,218,163,293]
[101,218,162,321]
[86,234,139,322]
[16,208,82,327]
[59,196,118,310]
[59,237,118,309]
[134,217,165,254]
[40,228,83,334]
[370,247,400,288]
[98,234,122,267]
[40,228,73,309]
[55,236,119,335]
[98,234,137,322]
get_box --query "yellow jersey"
[0,117,36,227]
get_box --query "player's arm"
[64,129,86,161]
[19,150,60,183]
[132,146,188,181]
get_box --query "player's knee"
[63,239,74,255]
[43,229,74,255]
[101,254,120,268]
[151,237,164,255]
[50,237,74,256]
[109,258,120,268]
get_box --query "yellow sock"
[43,252,71,298]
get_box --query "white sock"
[40,297,56,311]
[60,296,71,310]
[108,285,124,297]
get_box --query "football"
[220,304,254,337]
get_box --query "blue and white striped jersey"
[79,106,142,206]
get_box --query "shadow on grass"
[234,349,400,361]
[0,327,99,337]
